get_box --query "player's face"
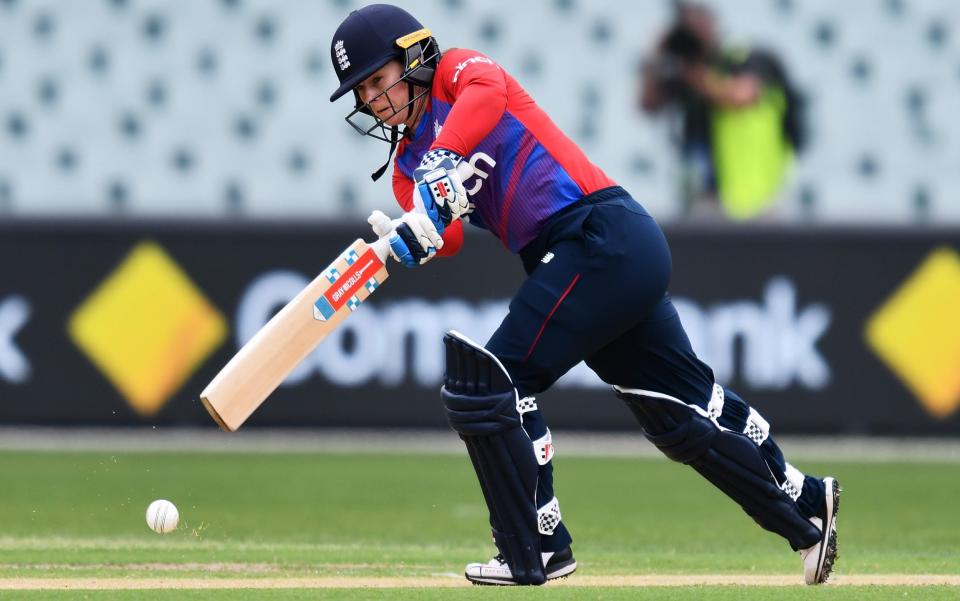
[355,61,412,128]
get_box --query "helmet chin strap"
[370,126,399,182]
[370,83,421,182]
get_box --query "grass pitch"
[1,444,958,599]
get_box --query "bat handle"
[371,236,392,264]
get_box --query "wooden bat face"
[200,237,390,431]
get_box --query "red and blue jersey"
[393,48,616,255]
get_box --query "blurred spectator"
[639,1,806,221]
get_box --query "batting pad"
[442,331,547,585]
[616,387,821,551]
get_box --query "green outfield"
[1,446,958,599]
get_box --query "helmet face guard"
[344,29,441,143]
[344,76,431,142]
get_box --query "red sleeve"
[392,160,464,257]
[431,50,508,156]
[392,164,415,212]
[436,219,464,257]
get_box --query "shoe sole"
[814,477,841,584]
[547,558,578,580]
[467,560,578,586]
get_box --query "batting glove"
[368,209,443,268]
[413,149,470,232]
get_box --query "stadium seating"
[0,0,956,222]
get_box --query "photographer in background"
[640,2,806,221]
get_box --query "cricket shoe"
[465,547,577,585]
[800,476,840,585]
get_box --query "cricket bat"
[200,236,391,432]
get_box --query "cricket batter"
[329,4,839,586]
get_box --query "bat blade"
[200,237,389,431]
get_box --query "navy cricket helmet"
[329,4,440,179]
[329,4,437,102]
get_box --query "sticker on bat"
[313,248,383,322]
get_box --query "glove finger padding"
[390,212,443,267]
[401,211,444,251]
[367,209,444,268]
[413,149,470,230]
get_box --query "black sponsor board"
[1,219,958,434]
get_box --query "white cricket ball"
[145,499,179,534]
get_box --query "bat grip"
[371,236,392,264]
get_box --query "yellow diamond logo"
[865,247,960,419]
[68,241,227,416]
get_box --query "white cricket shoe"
[800,477,840,585]
[465,547,577,585]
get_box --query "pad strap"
[743,408,770,446]
[517,396,538,414]
[532,429,554,465]
[537,496,561,535]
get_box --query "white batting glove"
[368,209,395,238]
[367,210,443,267]
[413,149,471,232]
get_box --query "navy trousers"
[485,186,824,551]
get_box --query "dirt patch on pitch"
[2,574,960,589]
